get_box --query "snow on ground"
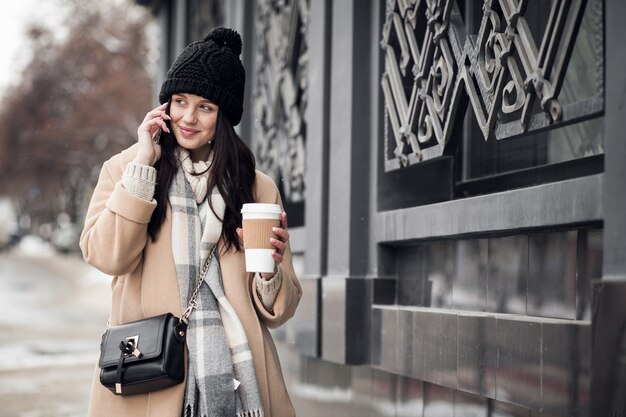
[0,248,111,417]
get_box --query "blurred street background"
[0,240,109,417]
[0,1,157,415]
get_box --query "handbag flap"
[99,313,173,368]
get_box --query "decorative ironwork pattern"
[381,0,604,170]
[253,0,309,204]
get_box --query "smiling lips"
[178,125,199,137]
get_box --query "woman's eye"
[174,98,185,105]
[200,105,212,111]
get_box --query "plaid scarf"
[170,148,264,417]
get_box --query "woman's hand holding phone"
[134,103,171,166]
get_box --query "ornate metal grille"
[253,0,309,209]
[381,0,604,171]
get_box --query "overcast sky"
[0,0,158,101]
[0,1,66,98]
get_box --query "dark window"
[395,227,602,320]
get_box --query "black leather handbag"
[98,251,213,396]
[99,313,186,395]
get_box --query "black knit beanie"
[159,27,245,126]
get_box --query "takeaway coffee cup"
[241,203,283,273]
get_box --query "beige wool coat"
[80,144,301,417]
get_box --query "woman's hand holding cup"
[237,204,289,280]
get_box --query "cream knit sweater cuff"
[121,162,157,201]
[254,266,282,311]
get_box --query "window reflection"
[187,0,222,43]
[488,235,528,315]
[528,231,578,319]
[559,0,601,106]
[397,245,426,306]
[425,241,455,309]
[395,228,601,320]
[423,383,454,417]
[454,239,488,312]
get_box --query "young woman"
[80,27,301,417]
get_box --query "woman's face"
[169,93,218,161]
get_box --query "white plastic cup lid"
[241,203,282,215]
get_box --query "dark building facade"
[137,0,626,416]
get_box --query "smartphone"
[153,128,162,144]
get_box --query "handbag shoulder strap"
[180,247,215,324]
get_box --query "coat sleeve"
[79,152,157,276]
[250,172,302,329]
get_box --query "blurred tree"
[0,0,154,234]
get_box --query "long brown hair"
[148,106,256,252]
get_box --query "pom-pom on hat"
[159,27,245,126]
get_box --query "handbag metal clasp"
[125,335,142,358]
